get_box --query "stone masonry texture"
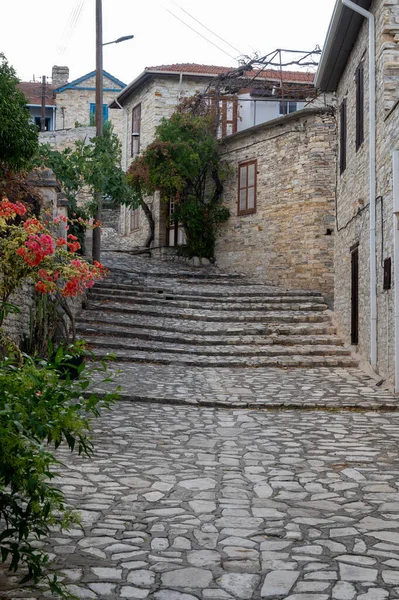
[216,109,336,305]
[334,0,399,385]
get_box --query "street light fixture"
[103,35,134,46]
[92,0,133,262]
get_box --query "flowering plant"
[0,197,106,328]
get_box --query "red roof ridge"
[145,63,315,83]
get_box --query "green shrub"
[0,346,118,595]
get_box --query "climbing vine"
[127,108,229,258]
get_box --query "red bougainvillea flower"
[67,240,81,253]
[23,218,44,233]
[35,281,48,293]
[0,198,27,219]
[17,233,55,266]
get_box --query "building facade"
[215,108,336,302]
[109,63,317,248]
[19,66,125,138]
[316,0,399,387]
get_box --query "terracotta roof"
[146,63,315,83]
[18,82,56,106]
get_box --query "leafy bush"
[127,109,229,258]
[0,347,118,594]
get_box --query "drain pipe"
[342,0,377,368]
[393,151,399,392]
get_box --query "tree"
[127,109,229,258]
[0,54,38,172]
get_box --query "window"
[89,103,108,126]
[131,103,141,157]
[279,101,297,115]
[130,207,140,231]
[238,160,257,215]
[340,99,347,174]
[34,117,51,131]
[356,62,364,150]
[219,97,238,138]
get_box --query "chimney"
[52,65,69,87]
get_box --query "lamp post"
[92,0,133,262]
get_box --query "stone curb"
[93,392,399,412]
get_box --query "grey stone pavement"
[3,253,399,599]
[94,364,397,410]
[4,404,399,599]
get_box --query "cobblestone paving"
[5,403,399,599]
[93,365,396,409]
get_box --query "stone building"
[108,63,317,248]
[316,0,399,388]
[19,66,125,140]
[215,108,336,303]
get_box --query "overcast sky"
[3,0,336,85]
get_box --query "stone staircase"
[76,266,357,369]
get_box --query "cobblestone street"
[5,403,399,600]
[3,254,399,599]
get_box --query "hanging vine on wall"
[127,108,230,258]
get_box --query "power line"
[56,0,86,58]
[166,8,237,61]
[172,2,244,57]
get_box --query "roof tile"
[146,63,315,83]
[18,82,56,106]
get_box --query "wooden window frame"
[340,99,347,175]
[130,207,140,231]
[220,96,238,138]
[131,103,141,158]
[237,160,257,216]
[355,62,364,151]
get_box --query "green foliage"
[0,348,118,593]
[36,124,135,216]
[127,110,229,258]
[0,54,38,172]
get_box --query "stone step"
[85,301,330,322]
[76,313,337,336]
[83,335,351,357]
[95,280,323,299]
[76,322,344,346]
[90,289,326,306]
[88,294,328,312]
[85,346,358,368]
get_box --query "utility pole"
[40,76,46,131]
[92,0,103,262]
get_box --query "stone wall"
[39,126,96,150]
[55,74,124,141]
[215,108,336,303]
[333,0,399,383]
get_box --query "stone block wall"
[334,0,399,382]
[55,74,124,140]
[215,108,336,303]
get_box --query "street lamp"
[103,35,134,46]
[92,0,133,262]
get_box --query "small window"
[89,103,108,125]
[238,160,257,216]
[356,62,364,150]
[131,103,141,157]
[130,207,140,231]
[34,117,51,131]
[279,101,297,115]
[340,99,347,174]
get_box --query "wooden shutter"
[131,103,141,157]
[237,160,257,215]
[340,99,347,174]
